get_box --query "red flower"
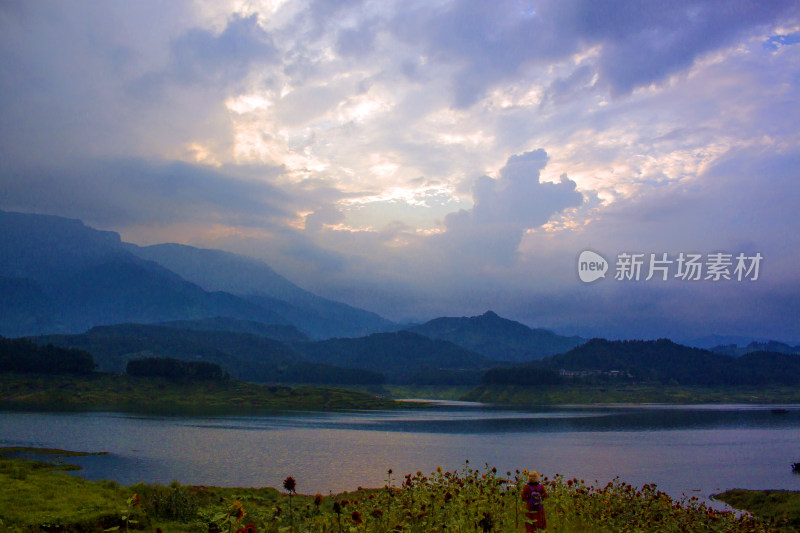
[282,476,296,493]
[244,524,257,533]
[351,511,363,524]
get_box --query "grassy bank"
[0,373,399,414]
[713,489,800,531]
[0,448,793,532]
[463,384,800,405]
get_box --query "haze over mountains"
[4,209,797,389]
[0,210,391,339]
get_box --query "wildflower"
[351,511,363,524]
[229,501,245,521]
[313,493,323,507]
[332,501,342,515]
[371,509,383,519]
[245,525,257,533]
[282,476,296,494]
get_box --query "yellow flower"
[228,501,245,521]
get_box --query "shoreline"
[1,447,794,532]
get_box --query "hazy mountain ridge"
[407,310,584,361]
[710,341,800,357]
[156,317,310,343]
[128,243,394,338]
[0,210,392,338]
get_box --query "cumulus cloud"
[440,149,583,264]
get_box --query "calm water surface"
[1,401,799,507]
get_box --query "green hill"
[408,310,584,361]
[483,338,800,387]
[34,324,383,385]
[292,330,492,383]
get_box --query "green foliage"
[481,365,563,386]
[126,356,229,381]
[0,451,790,532]
[128,482,201,522]
[714,489,800,530]
[0,373,400,413]
[463,383,800,404]
[0,451,130,531]
[0,336,95,374]
[34,324,385,385]
[275,361,385,385]
[481,338,800,388]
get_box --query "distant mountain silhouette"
[710,340,800,357]
[128,242,395,338]
[0,210,393,338]
[292,330,492,383]
[407,310,584,361]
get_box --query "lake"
[1,401,799,508]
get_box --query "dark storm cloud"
[0,158,291,229]
[392,0,800,107]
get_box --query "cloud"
[392,0,800,107]
[1,1,799,340]
[135,13,278,93]
[440,149,583,264]
[0,158,291,231]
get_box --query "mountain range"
[0,210,390,339]
[8,209,795,389]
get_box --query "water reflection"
[1,402,799,508]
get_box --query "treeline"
[126,357,229,381]
[0,336,95,374]
[481,339,800,387]
[481,366,563,386]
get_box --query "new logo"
[578,250,608,283]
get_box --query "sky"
[1,0,799,342]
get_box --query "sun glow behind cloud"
[1,0,799,337]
